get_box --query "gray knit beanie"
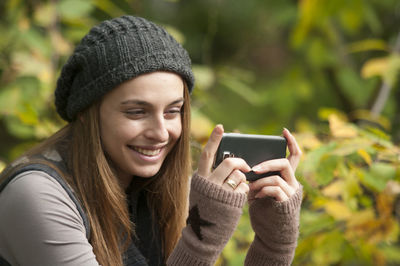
[55,15,194,122]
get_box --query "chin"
[133,167,162,178]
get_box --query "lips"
[128,145,163,157]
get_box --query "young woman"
[0,16,302,266]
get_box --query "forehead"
[104,71,184,104]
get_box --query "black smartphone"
[213,133,287,181]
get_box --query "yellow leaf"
[361,57,388,79]
[324,200,352,220]
[192,65,215,91]
[358,149,372,165]
[290,0,317,48]
[34,118,63,139]
[163,25,185,45]
[17,104,39,125]
[331,138,372,156]
[376,193,394,218]
[34,3,56,27]
[318,107,347,121]
[0,160,5,172]
[383,54,400,86]
[18,17,30,31]
[329,114,358,138]
[347,39,388,53]
[346,209,375,228]
[346,216,398,244]
[322,180,344,198]
[291,132,321,151]
[39,69,54,84]
[50,31,72,55]
[190,109,214,144]
[345,209,378,242]
[13,52,51,78]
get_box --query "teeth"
[133,147,161,156]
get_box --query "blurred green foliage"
[1,0,400,265]
[294,110,400,266]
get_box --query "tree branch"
[370,31,400,117]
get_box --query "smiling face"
[99,71,184,183]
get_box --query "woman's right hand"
[197,125,250,194]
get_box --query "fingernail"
[212,124,223,136]
[252,166,261,172]
[283,127,290,134]
[215,124,224,133]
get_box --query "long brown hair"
[21,83,192,265]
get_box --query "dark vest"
[0,149,163,266]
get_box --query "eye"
[124,109,146,118]
[164,107,182,119]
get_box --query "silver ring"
[225,178,238,190]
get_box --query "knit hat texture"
[55,15,194,122]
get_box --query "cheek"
[102,120,134,145]
[100,114,131,151]
[170,118,183,141]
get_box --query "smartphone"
[213,133,287,181]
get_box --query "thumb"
[197,124,224,177]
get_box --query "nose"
[145,114,169,142]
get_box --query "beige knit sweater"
[168,173,303,265]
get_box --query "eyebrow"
[120,98,184,106]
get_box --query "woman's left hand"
[248,128,301,202]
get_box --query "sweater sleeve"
[0,170,100,266]
[245,186,303,266]
[167,173,247,265]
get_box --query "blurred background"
[1,0,400,265]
